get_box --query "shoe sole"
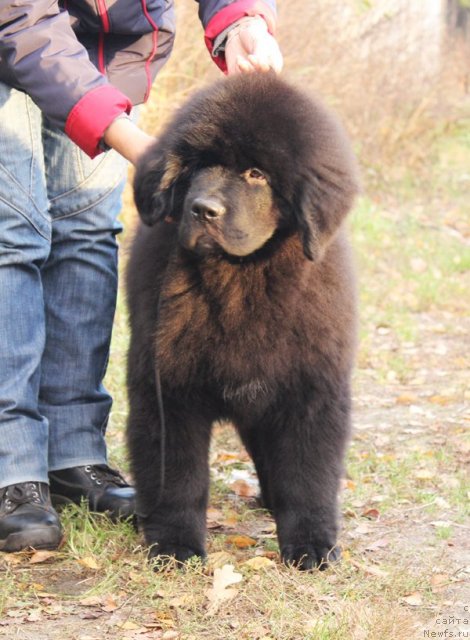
[0,526,63,553]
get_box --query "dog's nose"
[190,198,226,221]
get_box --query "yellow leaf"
[116,620,141,630]
[429,395,452,405]
[415,469,434,481]
[395,394,418,405]
[153,611,175,627]
[221,516,239,528]
[169,593,192,608]
[216,452,242,463]
[242,556,275,570]
[225,534,257,548]
[78,556,100,570]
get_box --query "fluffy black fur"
[126,72,359,570]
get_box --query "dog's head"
[134,73,360,261]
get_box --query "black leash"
[153,293,166,506]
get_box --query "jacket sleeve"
[196,0,277,72]
[0,1,132,158]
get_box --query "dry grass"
[139,0,470,184]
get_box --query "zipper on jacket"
[96,0,110,33]
[96,0,110,74]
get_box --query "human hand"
[102,115,155,165]
[225,17,283,75]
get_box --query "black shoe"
[0,482,63,553]
[48,465,136,521]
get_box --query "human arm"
[196,0,281,74]
[0,1,132,158]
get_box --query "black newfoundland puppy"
[126,73,359,570]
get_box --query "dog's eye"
[243,168,267,184]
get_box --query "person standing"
[0,0,282,553]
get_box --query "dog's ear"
[295,157,360,262]
[134,147,182,226]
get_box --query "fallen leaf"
[361,508,380,520]
[152,611,175,628]
[206,551,236,573]
[26,609,42,622]
[162,631,179,640]
[78,556,100,570]
[225,534,257,549]
[205,564,243,615]
[127,570,148,584]
[116,619,142,631]
[242,557,275,570]
[79,596,102,607]
[350,559,389,578]
[221,516,239,528]
[169,593,192,608]
[216,451,245,464]
[101,595,119,612]
[365,538,389,551]
[206,507,223,529]
[230,479,258,498]
[430,574,449,592]
[415,470,434,481]
[429,395,453,406]
[401,592,423,607]
[6,610,25,619]
[1,554,23,565]
[260,522,276,534]
[29,550,57,564]
[410,257,427,273]
[396,394,418,405]
[430,520,454,528]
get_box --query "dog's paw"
[281,543,340,571]
[148,542,205,569]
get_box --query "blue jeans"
[0,83,128,488]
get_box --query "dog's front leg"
[264,381,351,570]
[127,388,212,565]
